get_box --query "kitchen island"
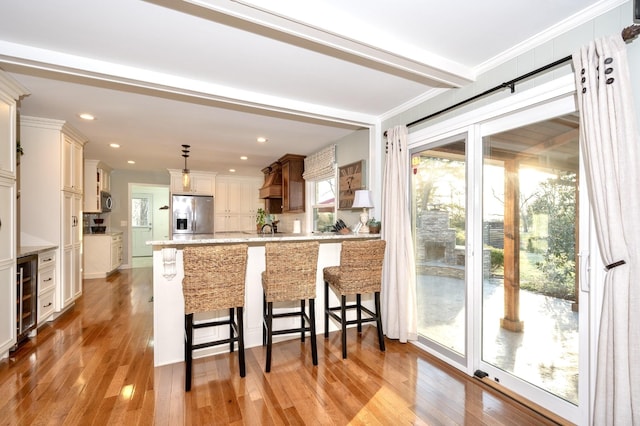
[149,232,380,367]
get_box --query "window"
[312,178,336,232]
[131,196,151,227]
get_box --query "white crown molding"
[474,0,628,75]
[378,87,448,124]
[378,0,626,128]
[0,69,29,100]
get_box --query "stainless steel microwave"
[100,191,113,212]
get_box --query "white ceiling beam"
[183,0,475,88]
[0,40,376,128]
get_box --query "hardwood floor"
[0,267,559,425]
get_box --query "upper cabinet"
[168,169,216,195]
[84,160,112,213]
[62,133,84,193]
[259,154,306,214]
[279,154,306,213]
[0,72,28,179]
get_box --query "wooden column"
[501,160,524,332]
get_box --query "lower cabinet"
[37,250,56,323]
[84,232,122,279]
[0,262,15,356]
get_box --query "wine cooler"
[15,254,37,347]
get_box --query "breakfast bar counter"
[149,232,380,367]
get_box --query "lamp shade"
[351,190,373,208]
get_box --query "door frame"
[127,183,170,268]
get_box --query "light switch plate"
[120,220,128,227]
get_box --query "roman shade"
[302,144,336,181]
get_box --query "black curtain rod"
[384,24,640,137]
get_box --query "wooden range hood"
[259,162,282,199]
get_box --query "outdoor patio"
[417,274,579,404]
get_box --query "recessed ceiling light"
[257,137,267,143]
[110,143,120,148]
[127,160,136,164]
[240,156,248,160]
[229,168,236,173]
[79,113,95,120]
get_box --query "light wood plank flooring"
[0,267,560,425]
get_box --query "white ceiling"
[0,0,614,175]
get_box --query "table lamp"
[352,190,374,233]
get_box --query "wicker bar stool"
[262,241,320,372]
[323,239,386,359]
[182,244,248,391]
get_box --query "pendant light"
[181,144,191,192]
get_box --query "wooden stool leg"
[266,301,273,373]
[324,281,329,338]
[375,292,385,352]
[185,313,194,391]
[300,299,306,342]
[237,306,246,377]
[309,299,318,365]
[341,295,347,359]
[356,294,362,333]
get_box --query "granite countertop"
[147,231,380,246]
[18,245,58,258]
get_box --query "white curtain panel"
[573,35,640,424]
[302,144,336,181]
[381,125,417,342]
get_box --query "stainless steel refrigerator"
[171,195,214,236]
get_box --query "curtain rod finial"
[622,24,640,42]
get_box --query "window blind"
[302,144,336,181]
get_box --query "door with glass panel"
[412,104,588,423]
[478,112,582,421]
[132,193,153,257]
[412,134,467,362]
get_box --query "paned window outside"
[312,178,336,232]
[131,197,150,227]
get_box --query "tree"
[527,172,576,299]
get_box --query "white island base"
[151,233,379,367]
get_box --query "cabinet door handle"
[44,277,52,282]
[43,257,52,262]
[43,302,52,308]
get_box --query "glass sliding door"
[412,135,467,359]
[480,112,581,418]
[410,93,588,423]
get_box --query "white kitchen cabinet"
[214,175,263,232]
[62,134,83,193]
[0,180,16,357]
[168,169,216,195]
[84,159,112,213]
[37,250,56,323]
[83,232,122,279]
[62,192,82,305]
[111,233,123,271]
[19,116,87,316]
[0,71,27,359]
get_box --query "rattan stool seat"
[182,244,248,391]
[323,239,386,359]
[262,241,319,372]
